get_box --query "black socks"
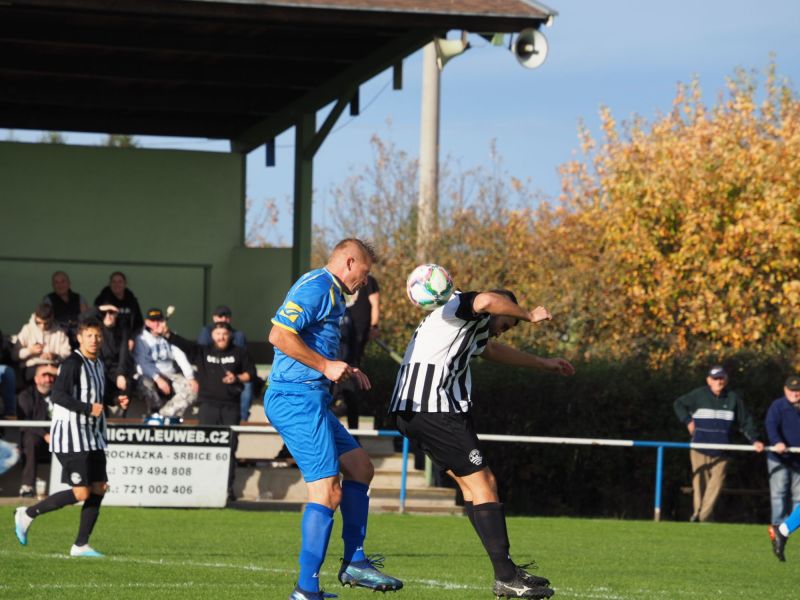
[75,493,104,546]
[470,502,517,582]
[26,489,77,518]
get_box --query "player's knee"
[72,486,90,502]
[92,482,109,496]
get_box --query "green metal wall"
[0,141,291,345]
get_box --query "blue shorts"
[264,382,360,482]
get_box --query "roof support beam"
[292,111,315,281]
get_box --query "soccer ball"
[406,264,454,310]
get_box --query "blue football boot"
[287,586,337,600]
[338,554,403,592]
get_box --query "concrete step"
[369,485,456,502]
[370,470,427,488]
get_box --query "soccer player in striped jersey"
[390,289,574,599]
[266,239,402,600]
[14,315,128,557]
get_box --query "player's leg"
[70,449,109,556]
[266,384,340,598]
[335,420,402,591]
[15,452,84,545]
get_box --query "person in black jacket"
[94,271,144,337]
[164,320,254,501]
[96,305,133,414]
[16,362,57,497]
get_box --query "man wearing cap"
[132,308,197,418]
[16,362,57,497]
[765,375,800,546]
[674,366,764,522]
[197,305,251,422]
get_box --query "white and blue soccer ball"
[406,263,454,310]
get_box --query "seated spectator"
[16,362,56,497]
[197,305,252,421]
[167,320,255,502]
[96,305,134,414]
[94,271,144,337]
[1,328,16,418]
[12,304,71,380]
[43,271,89,346]
[133,308,197,418]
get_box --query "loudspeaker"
[513,28,548,69]
[434,36,470,70]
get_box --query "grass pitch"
[2,507,794,599]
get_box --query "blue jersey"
[269,268,345,386]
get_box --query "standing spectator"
[133,308,197,418]
[167,320,254,502]
[197,305,251,421]
[16,362,57,497]
[389,289,572,599]
[334,275,379,429]
[12,304,71,379]
[13,316,128,557]
[265,239,401,599]
[766,375,800,536]
[674,365,765,522]
[1,328,16,418]
[43,271,89,346]
[94,271,144,336]
[97,305,133,414]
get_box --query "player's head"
[487,289,519,338]
[328,238,377,294]
[211,321,232,350]
[77,316,103,359]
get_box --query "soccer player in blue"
[265,238,403,600]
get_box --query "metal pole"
[399,436,410,514]
[416,41,440,264]
[654,445,664,522]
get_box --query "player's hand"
[529,306,552,324]
[155,376,172,396]
[547,357,574,376]
[774,442,787,454]
[753,440,765,453]
[118,395,130,410]
[349,368,372,391]
[687,421,695,436]
[89,403,104,417]
[221,370,236,385]
[324,360,350,384]
[189,379,199,394]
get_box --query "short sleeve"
[452,291,482,322]
[271,279,329,334]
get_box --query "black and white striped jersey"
[50,350,108,454]
[389,291,490,413]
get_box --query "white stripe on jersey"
[692,408,735,421]
[50,351,108,454]
[389,292,490,413]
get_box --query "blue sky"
[4,0,800,245]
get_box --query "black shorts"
[394,411,487,477]
[56,450,108,487]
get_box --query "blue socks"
[340,480,369,564]
[298,502,334,592]
[784,502,800,536]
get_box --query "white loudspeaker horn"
[513,28,548,69]
[434,36,470,70]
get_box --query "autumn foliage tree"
[316,64,800,368]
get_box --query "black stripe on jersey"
[440,320,486,412]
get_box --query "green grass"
[1,507,793,599]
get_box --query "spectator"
[12,303,71,379]
[43,271,89,346]
[766,375,800,533]
[167,320,255,502]
[16,362,57,497]
[333,275,380,429]
[96,305,134,414]
[132,308,197,418]
[197,305,252,421]
[674,365,764,522]
[1,328,16,418]
[94,271,144,337]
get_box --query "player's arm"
[472,292,551,324]
[269,325,351,384]
[481,341,574,375]
[52,359,103,416]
